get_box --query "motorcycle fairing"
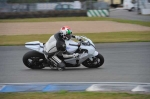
[25,41,44,54]
[64,50,98,65]
[65,40,78,54]
[64,52,89,65]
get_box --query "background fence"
[0,0,110,12]
[0,0,110,18]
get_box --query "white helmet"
[60,26,72,40]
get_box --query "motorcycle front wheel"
[82,53,104,68]
[23,51,45,69]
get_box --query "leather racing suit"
[43,32,81,68]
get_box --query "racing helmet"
[60,26,72,40]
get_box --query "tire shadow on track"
[21,67,104,72]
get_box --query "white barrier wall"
[141,9,150,15]
[140,0,150,15]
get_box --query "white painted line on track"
[0,82,150,85]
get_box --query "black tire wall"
[0,10,87,19]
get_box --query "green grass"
[0,31,150,46]
[0,17,150,27]
[0,92,150,99]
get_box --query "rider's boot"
[51,55,65,71]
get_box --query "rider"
[43,26,82,70]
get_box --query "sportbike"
[23,36,104,71]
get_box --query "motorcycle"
[22,36,104,70]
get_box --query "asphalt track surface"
[0,42,150,83]
[110,9,150,22]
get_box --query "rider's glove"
[75,36,82,41]
[73,53,79,58]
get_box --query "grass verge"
[0,31,150,46]
[0,91,150,99]
[0,17,150,27]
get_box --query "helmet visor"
[65,29,72,40]
[66,34,72,40]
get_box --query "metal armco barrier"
[87,10,109,17]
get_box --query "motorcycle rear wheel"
[82,53,104,68]
[23,51,45,69]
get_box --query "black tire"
[23,51,45,69]
[82,53,104,68]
